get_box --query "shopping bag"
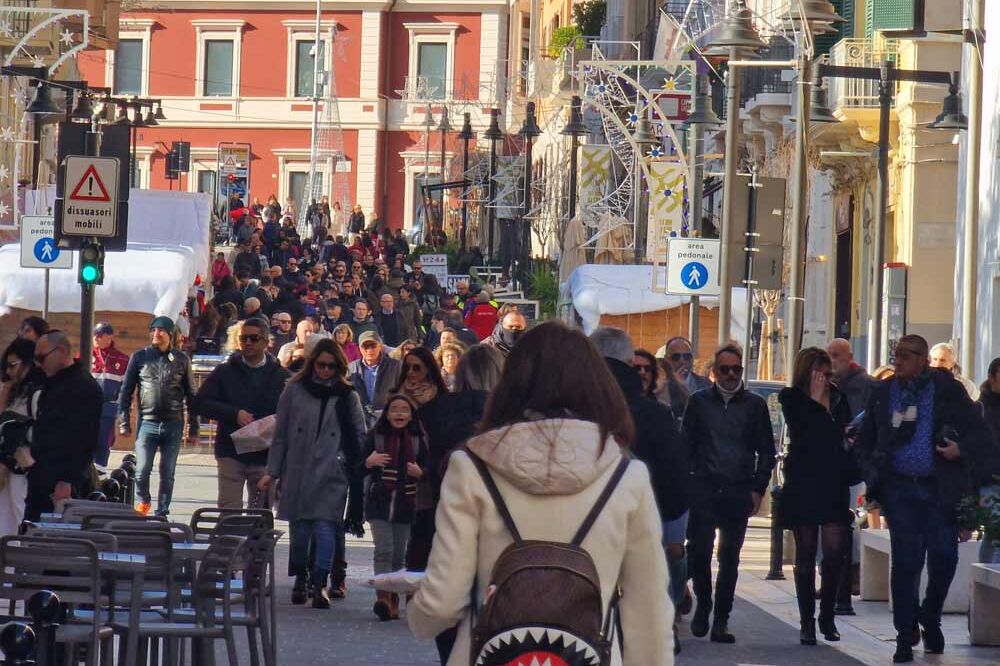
[231,414,276,455]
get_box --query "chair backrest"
[0,535,102,607]
[62,501,137,522]
[190,508,273,542]
[242,529,283,594]
[212,513,271,541]
[27,529,118,554]
[94,529,175,605]
[193,535,246,621]
[103,520,194,544]
[82,513,168,530]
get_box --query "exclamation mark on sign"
[88,176,94,197]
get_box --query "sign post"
[20,215,73,320]
[60,156,120,237]
[666,238,721,297]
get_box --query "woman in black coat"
[778,347,857,647]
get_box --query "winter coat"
[118,346,198,431]
[976,384,1000,486]
[396,299,423,341]
[32,362,103,489]
[192,354,290,465]
[835,363,875,419]
[417,390,487,502]
[682,384,776,501]
[407,419,673,666]
[348,356,402,412]
[857,369,992,511]
[266,379,367,523]
[361,430,429,523]
[607,358,691,520]
[777,386,857,527]
[211,259,231,288]
[464,303,498,341]
[92,344,130,419]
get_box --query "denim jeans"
[881,477,959,636]
[663,511,689,609]
[134,419,184,516]
[290,519,338,582]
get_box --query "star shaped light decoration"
[649,146,664,159]
[32,55,46,68]
[13,87,28,107]
[0,201,9,219]
[60,29,75,47]
[0,127,15,142]
[663,78,677,92]
[0,165,8,181]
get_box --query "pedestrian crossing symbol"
[34,237,59,263]
[666,238,721,296]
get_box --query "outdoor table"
[97,552,146,666]
[27,521,83,531]
[173,542,211,561]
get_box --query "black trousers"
[686,488,752,621]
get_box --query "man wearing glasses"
[663,336,711,393]
[27,331,103,521]
[682,344,775,645]
[856,335,990,663]
[193,318,290,509]
[270,312,294,351]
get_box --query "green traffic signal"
[81,264,99,282]
[78,241,104,285]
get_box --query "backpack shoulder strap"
[464,449,523,545]
[571,456,631,547]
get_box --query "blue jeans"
[881,477,959,636]
[663,511,689,609]
[290,519,338,582]
[96,413,115,468]
[134,419,184,516]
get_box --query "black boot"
[709,617,735,644]
[799,620,817,646]
[690,598,712,638]
[818,562,841,641]
[312,571,331,609]
[893,635,914,663]
[921,622,945,654]
[793,566,817,640]
[291,575,308,605]
[818,613,840,642]
[329,572,347,599]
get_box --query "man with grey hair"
[590,327,692,655]
[929,342,978,399]
[27,331,103,521]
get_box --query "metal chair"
[0,535,114,666]
[189,508,273,543]
[109,535,247,666]
[82,513,168,530]
[62,500,138,523]
[103,520,195,544]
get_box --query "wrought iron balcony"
[827,37,899,111]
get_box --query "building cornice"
[126,0,505,11]
[190,19,249,30]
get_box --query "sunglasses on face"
[314,361,337,371]
[716,364,743,376]
[633,364,652,373]
[239,334,264,343]
[670,353,693,362]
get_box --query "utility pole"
[306,0,323,219]
[786,56,811,382]
[960,0,984,378]
[687,114,705,350]
[717,47,741,345]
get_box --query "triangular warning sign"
[69,165,111,202]
[223,155,237,167]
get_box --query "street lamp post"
[483,109,503,263]
[631,111,659,264]
[561,95,587,225]
[457,112,475,251]
[812,61,965,368]
[517,101,541,289]
[437,107,453,238]
[421,103,434,243]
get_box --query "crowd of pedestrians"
[4,248,1000,665]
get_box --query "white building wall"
[359,10,383,100]
[355,128,379,214]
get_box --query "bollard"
[119,460,137,505]
[0,622,36,666]
[85,492,107,503]
[109,469,129,505]
[98,479,121,503]
[766,483,786,580]
[121,453,136,466]
[27,591,59,666]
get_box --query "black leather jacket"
[682,384,776,496]
[118,346,198,431]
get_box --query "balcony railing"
[827,37,899,110]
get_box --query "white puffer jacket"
[407,418,673,666]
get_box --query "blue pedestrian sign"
[34,237,60,264]
[667,238,720,296]
[681,261,707,289]
[20,215,73,270]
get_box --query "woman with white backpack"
[407,321,673,666]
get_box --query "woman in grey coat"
[259,338,367,608]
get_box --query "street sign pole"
[79,130,100,372]
[742,167,760,376]
[43,269,50,320]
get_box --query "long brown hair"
[290,337,350,385]
[479,321,634,447]
[792,347,832,393]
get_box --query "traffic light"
[78,239,105,286]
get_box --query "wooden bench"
[859,528,978,613]
[971,563,1000,645]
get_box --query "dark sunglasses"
[239,334,264,343]
[314,361,337,370]
[669,353,693,362]
[633,363,652,372]
[716,364,743,376]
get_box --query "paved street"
[142,453,1000,666]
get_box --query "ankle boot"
[312,572,331,609]
[389,593,400,619]
[690,598,712,638]
[709,617,735,644]
[799,620,817,646]
[373,591,391,621]
[893,635,914,663]
[291,575,308,605]
[818,613,840,641]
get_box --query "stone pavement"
[141,454,1000,665]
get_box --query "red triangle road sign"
[69,164,112,202]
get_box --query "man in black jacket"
[682,343,775,644]
[856,335,990,663]
[118,316,199,517]
[193,318,289,508]
[27,331,104,521]
[591,327,691,655]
